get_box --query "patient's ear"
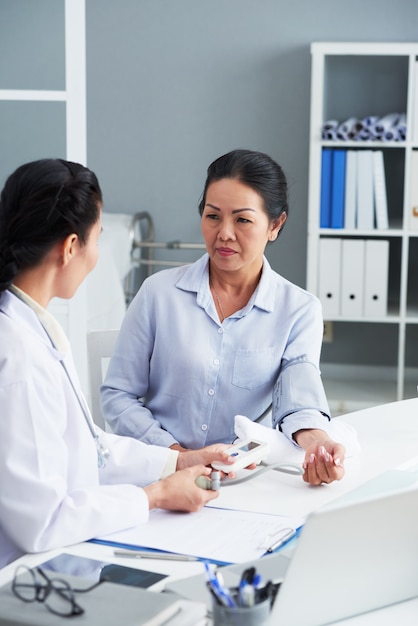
[269,213,287,241]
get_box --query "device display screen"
[235,441,261,453]
[40,553,167,589]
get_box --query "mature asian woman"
[102,149,346,486]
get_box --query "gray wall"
[0,0,66,177]
[85,0,418,288]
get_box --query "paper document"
[94,507,304,564]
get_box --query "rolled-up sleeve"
[272,297,331,444]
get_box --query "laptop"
[166,485,418,625]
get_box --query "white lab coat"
[0,290,172,568]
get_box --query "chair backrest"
[87,329,119,429]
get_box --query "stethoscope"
[12,288,111,469]
[59,358,110,469]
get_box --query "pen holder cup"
[211,596,271,626]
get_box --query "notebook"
[0,572,206,626]
[167,485,418,625]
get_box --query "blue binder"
[320,148,333,228]
[330,149,346,229]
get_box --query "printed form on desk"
[93,508,305,564]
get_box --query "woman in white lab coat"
[0,158,234,568]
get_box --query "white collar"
[9,285,70,354]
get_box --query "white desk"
[1,398,418,624]
[209,397,418,519]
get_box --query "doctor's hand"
[143,465,219,512]
[174,443,236,473]
[294,429,346,485]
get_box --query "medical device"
[211,439,270,473]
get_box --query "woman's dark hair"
[0,158,102,293]
[198,149,288,229]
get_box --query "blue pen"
[252,573,262,588]
[215,571,236,608]
[204,562,236,608]
[213,578,236,608]
[204,561,215,583]
[204,562,223,605]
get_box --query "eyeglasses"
[12,565,103,617]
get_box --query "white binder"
[373,151,389,230]
[344,151,357,229]
[341,239,365,317]
[413,59,418,145]
[318,238,342,317]
[363,239,389,317]
[356,151,375,230]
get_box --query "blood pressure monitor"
[211,439,270,473]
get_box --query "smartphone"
[211,439,270,473]
[40,553,167,588]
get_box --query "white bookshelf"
[307,42,418,411]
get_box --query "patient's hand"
[294,429,346,485]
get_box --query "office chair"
[86,329,120,430]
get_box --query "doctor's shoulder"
[0,296,46,373]
[0,325,32,384]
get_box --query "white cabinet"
[307,42,418,414]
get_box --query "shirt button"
[208,389,215,396]
[218,328,223,334]
[201,424,208,431]
[213,359,220,366]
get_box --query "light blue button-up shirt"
[101,254,330,448]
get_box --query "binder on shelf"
[408,150,418,231]
[340,239,365,317]
[318,238,342,317]
[364,239,389,317]
[373,151,389,230]
[330,150,346,228]
[344,151,357,229]
[413,58,418,145]
[320,148,333,227]
[356,150,375,230]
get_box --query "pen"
[240,566,256,585]
[204,562,236,608]
[252,573,262,587]
[266,528,296,553]
[113,548,198,561]
[239,580,255,607]
[258,580,276,604]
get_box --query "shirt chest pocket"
[232,348,276,390]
